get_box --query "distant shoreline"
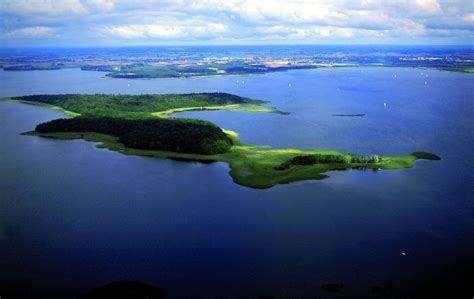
[2,64,473,78]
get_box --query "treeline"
[411,151,441,160]
[3,65,61,71]
[12,93,262,119]
[103,63,317,79]
[106,65,216,78]
[350,154,381,163]
[35,117,232,155]
[81,65,116,72]
[275,154,381,170]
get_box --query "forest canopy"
[35,117,232,155]
[12,93,276,155]
[12,93,263,119]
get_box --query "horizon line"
[1,44,473,49]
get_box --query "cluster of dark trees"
[350,154,381,163]
[223,64,314,74]
[290,154,350,165]
[111,73,167,79]
[411,151,441,160]
[35,117,232,155]
[13,93,261,119]
[275,153,381,170]
[3,65,61,71]
[101,63,317,78]
[81,65,116,72]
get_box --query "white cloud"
[0,0,472,44]
[101,21,228,39]
[289,26,388,39]
[414,0,442,15]
[1,0,87,15]
[84,0,115,12]
[463,13,474,23]
[4,26,55,37]
[393,20,426,36]
[188,0,345,24]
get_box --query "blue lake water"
[0,67,473,298]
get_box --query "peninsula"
[3,93,440,189]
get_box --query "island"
[5,93,286,119]
[332,113,366,117]
[2,93,440,189]
[103,63,317,79]
[2,64,61,71]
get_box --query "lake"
[0,67,473,298]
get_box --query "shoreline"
[1,99,80,117]
[3,64,473,79]
[153,103,288,118]
[22,130,438,189]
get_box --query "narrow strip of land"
[152,103,286,118]
[23,130,439,189]
[332,113,366,117]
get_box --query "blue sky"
[1,0,473,46]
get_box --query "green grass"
[23,131,437,189]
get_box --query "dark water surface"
[0,67,473,298]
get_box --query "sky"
[1,0,473,46]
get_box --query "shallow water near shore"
[0,67,473,298]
